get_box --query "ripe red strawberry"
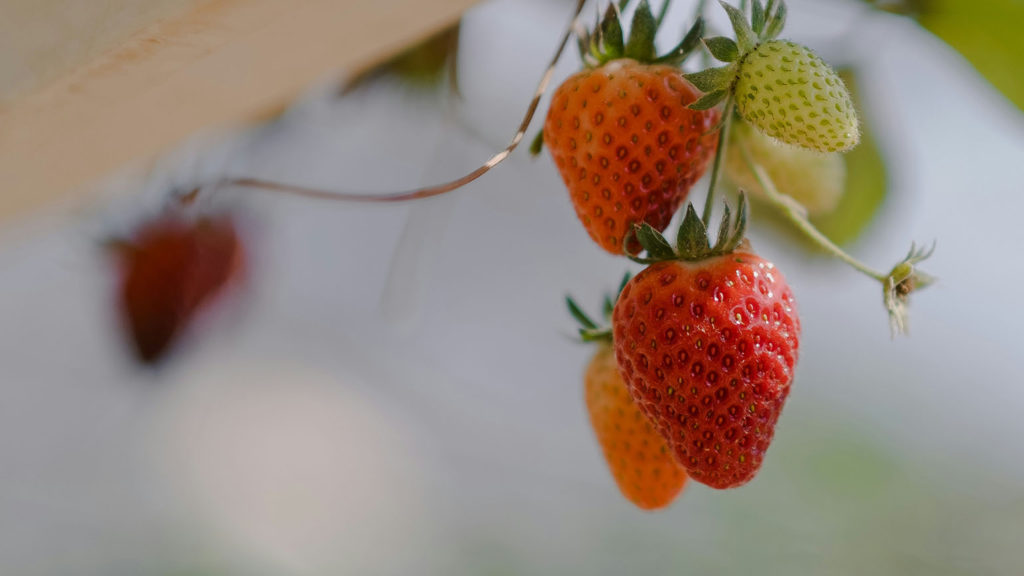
[112,213,244,364]
[541,1,718,254]
[570,285,687,509]
[612,200,800,488]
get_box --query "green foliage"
[864,0,1024,112]
[918,0,1024,112]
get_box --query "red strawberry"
[612,200,800,488]
[113,214,244,364]
[541,1,718,254]
[570,284,688,510]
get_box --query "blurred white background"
[1,0,1022,574]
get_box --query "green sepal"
[684,64,736,92]
[567,272,635,345]
[751,0,766,34]
[580,327,613,343]
[528,129,544,156]
[654,17,705,65]
[703,36,740,62]
[688,89,728,110]
[626,196,749,263]
[566,296,599,330]
[764,1,786,40]
[625,0,658,61]
[883,241,936,337]
[719,0,758,53]
[600,3,625,58]
[711,202,733,253]
[728,191,749,248]
[676,204,711,257]
[636,222,677,259]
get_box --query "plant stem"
[701,95,735,228]
[738,142,887,282]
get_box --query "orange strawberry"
[570,283,687,510]
[586,344,688,509]
[541,1,718,254]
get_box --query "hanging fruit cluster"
[106,0,934,507]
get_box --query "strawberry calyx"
[883,242,936,336]
[567,272,632,343]
[628,192,748,264]
[684,0,789,110]
[577,0,704,69]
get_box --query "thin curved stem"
[738,141,887,282]
[700,95,735,228]
[196,0,587,205]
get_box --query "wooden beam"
[0,0,477,223]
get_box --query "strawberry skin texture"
[117,216,244,363]
[544,60,720,254]
[586,344,688,510]
[735,40,858,153]
[612,253,800,489]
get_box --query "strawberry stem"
[739,141,935,335]
[738,141,885,281]
[700,95,735,229]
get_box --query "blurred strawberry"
[112,214,244,364]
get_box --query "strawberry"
[725,118,845,216]
[541,1,718,254]
[112,213,244,364]
[569,283,687,510]
[734,40,858,153]
[683,1,858,153]
[612,198,800,489]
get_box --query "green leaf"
[636,223,677,259]
[729,191,749,247]
[625,0,658,61]
[810,69,887,245]
[600,3,625,58]
[684,64,736,92]
[712,202,733,252]
[688,89,728,110]
[718,0,758,53]
[703,37,740,62]
[751,0,766,35]
[916,0,1024,112]
[764,1,786,39]
[566,296,599,330]
[676,204,711,257]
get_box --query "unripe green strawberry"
[725,119,845,215]
[734,40,858,153]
